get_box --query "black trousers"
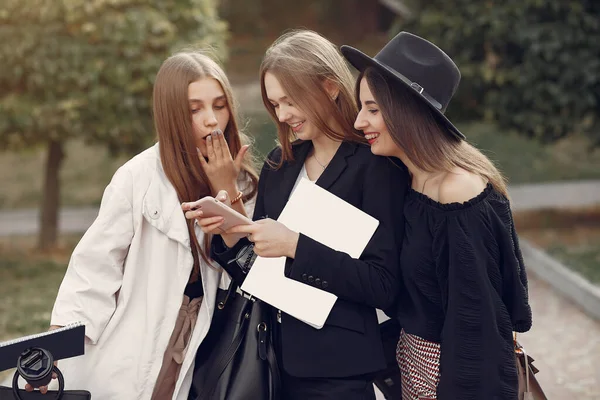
[281,371,376,400]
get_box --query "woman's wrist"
[222,234,241,248]
[224,184,239,201]
[286,231,300,258]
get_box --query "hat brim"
[341,45,465,141]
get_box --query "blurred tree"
[393,0,600,145]
[220,0,383,41]
[0,0,227,250]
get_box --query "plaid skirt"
[396,329,441,400]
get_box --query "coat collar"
[268,140,357,219]
[142,144,191,249]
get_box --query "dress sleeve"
[433,202,532,400]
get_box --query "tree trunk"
[38,139,64,250]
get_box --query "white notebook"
[241,178,379,329]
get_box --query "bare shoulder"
[438,169,487,204]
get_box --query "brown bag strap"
[514,332,531,394]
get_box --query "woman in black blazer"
[189,30,409,399]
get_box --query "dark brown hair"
[359,67,508,197]
[153,51,258,279]
[259,30,365,167]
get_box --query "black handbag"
[189,282,280,400]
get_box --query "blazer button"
[301,273,308,281]
[308,275,314,283]
[322,281,329,289]
[315,278,321,287]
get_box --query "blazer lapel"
[315,141,357,190]
[267,141,312,220]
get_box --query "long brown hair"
[153,51,258,280]
[359,67,508,197]
[259,30,365,167]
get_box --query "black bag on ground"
[189,282,280,400]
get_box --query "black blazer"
[212,140,409,378]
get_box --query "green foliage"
[394,0,600,145]
[0,0,227,154]
[220,0,380,41]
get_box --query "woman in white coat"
[34,51,258,399]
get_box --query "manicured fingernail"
[196,147,200,154]
[207,135,212,141]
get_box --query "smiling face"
[354,77,399,157]
[188,78,231,157]
[263,71,323,142]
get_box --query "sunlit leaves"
[0,0,227,153]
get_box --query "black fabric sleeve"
[284,157,407,310]
[434,205,532,400]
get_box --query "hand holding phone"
[183,196,253,244]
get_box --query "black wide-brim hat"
[341,32,465,140]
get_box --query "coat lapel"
[315,141,357,190]
[267,141,312,220]
[142,145,191,250]
[267,141,358,219]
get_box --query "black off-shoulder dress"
[393,183,533,400]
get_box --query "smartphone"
[192,196,254,237]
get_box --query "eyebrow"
[268,95,288,103]
[365,100,377,106]
[189,95,227,103]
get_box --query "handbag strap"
[265,316,281,399]
[514,332,530,393]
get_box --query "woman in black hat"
[342,32,533,399]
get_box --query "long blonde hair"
[153,51,258,279]
[259,30,365,167]
[360,67,508,197]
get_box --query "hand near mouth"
[198,128,250,198]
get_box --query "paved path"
[0,207,98,236]
[509,180,600,211]
[518,271,600,399]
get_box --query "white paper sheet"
[241,178,379,329]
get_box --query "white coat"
[51,143,252,399]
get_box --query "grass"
[0,236,78,383]
[0,236,78,342]
[514,206,600,284]
[547,245,600,284]
[465,123,600,185]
